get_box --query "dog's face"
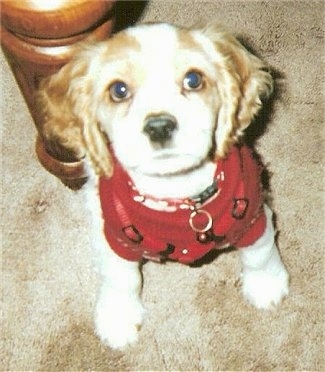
[37,23,273,177]
[96,24,222,176]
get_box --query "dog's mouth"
[152,151,178,160]
[138,151,205,176]
[151,150,192,164]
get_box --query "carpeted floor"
[1,1,324,370]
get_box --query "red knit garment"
[99,145,266,264]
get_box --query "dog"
[37,22,289,349]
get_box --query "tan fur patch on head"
[99,31,141,63]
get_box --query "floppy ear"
[36,53,113,177]
[200,24,273,157]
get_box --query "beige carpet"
[1,1,324,370]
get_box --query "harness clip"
[189,208,213,233]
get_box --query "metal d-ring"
[189,209,213,233]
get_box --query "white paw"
[95,292,146,350]
[242,267,289,309]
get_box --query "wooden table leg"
[1,0,116,189]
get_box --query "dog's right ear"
[36,54,113,177]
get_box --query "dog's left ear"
[199,24,273,157]
[36,50,113,178]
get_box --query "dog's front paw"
[242,267,289,310]
[95,291,146,350]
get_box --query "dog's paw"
[95,292,146,350]
[242,267,289,309]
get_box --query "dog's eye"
[109,81,130,102]
[183,71,203,91]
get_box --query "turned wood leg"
[1,0,116,189]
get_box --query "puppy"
[37,23,289,349]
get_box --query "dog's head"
[37,23,273,177]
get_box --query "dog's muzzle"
[143,114,177,145]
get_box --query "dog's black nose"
[143,114,177,145]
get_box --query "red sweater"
[99,146,266,264]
